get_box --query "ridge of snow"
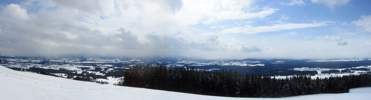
[307,59,366,62]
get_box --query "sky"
[0,0,370,59]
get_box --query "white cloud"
[0,0,276,58]
[311,0,350,8]
[353,15,371,32]
[174,0,277,25]
[2,4,29,20]
[321,35,349,46]
[52,0,105,12]
[0,0,369,59]
[287,0,305,6]
[221,22,327,34]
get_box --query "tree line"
[121,65,371,97]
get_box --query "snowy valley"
[1,65,371,100]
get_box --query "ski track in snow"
[0,66,370,100]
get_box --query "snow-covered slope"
[0,66,370,100]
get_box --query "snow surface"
[95,77,123,85]
[307,58,367,62]
[0,66,370,100]
[290,66,371,79]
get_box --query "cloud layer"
[0,0,274,58]
[353,15,371,32]
[311,0,350,8]
[0,0,370,59]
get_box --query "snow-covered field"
[0,66,370,100]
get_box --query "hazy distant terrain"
[2,57,371,83]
